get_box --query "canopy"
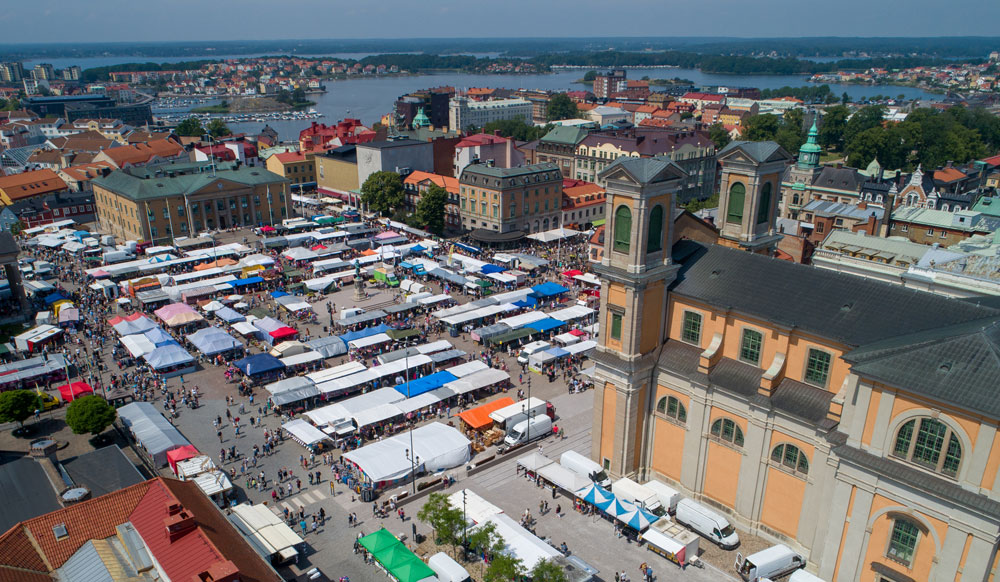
[227,503,302,562]
[214,306,245,323]
[348,332,392,350]
[117,402,191,467]
[457,397,515,430]
[618,506,660,532]
[360,529,436,582]
[488,328,534,345]
[144,344,195,370]
[481,264,507,274]
[143,327,178,347]
[121,334,157,358]
[265,376,315,396]
[201,300,226,312]
[576,483,614,506]
[561,269,584,277]
[339,323,391,344]
[306,335,347,358]
[269,327,298,341]
[112,315,157,336]
[282,418,329,446]
[166,445,200,474]
[446,360,489,378]
[57,308,80,324]
[270,290,289,298]
[517,452,554,472]
[228,276,265,288]
[154,303,205,327]
[525,318,565,333]
[596,495,634,518]
[44,292,68,305]
[526,227,581,242]
[531,282,569,297]
[235,353,285,376]
[396,371,457,397]
[343,422,470,485]
[187,327,243,356]
[271,385,321,407]
[57,382,93,402]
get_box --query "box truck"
[611,477,662,513]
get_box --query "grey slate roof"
[771,378,834,423]
[657,341,701,378]
[812,166,864,193]
[540,126,590,146]
[461,162,559,179]
[0,456,61,533]
[707,358,760,397]
[61,445,145,497]
[718,141,788,164]
[800,199,883,221]
[670,241,999,346]
[844,316,1000,419]
[601,156,686,184]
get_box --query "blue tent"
[228,276,265,288]
[44,292,67,305]
[544,346,570,358]
[531,282,569,298]
[143,327,178,347]
[234,353,285,376]
[339,323,391,344]
[513,297,537,308]
[453,242,481,254]
[270,290,289,298]
[399,261,415,270]
[144,344,195,370]
[214,306,245,323]
[577,483,614,506]
[395,371,458,397]
[481,264,507,274]
[410,244,426,253]
[526,318,565,333]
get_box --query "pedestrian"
[556,504,561,517]
[300,519,308,535]
[217,430,223,442]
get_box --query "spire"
[796,118,821,169]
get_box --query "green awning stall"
[359,528,436,582]
[487,327,534,345]
[387,328,420,340]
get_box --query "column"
[867,390,896,455]
[834,487,874,582]
[817,478,854,580]
[4,263,30,318]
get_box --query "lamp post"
[463,489,468,549]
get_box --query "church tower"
[716,141,793,254]
[591,157,687,478]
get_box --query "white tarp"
[446,360,489,378]
[231,321,261,337]
[352,402,405,428]
[343,422,470,484]
[484,513,561,570]
[564,340,597,356]
[448,489,504,524]
[442,368,509,395]
[305,387,405,426]
[117,402,190,467]
[228,503,303,561]
[121,334,157,358]
[415,340,452,354]
[418,293,452,306]
[319,355,432,395]
[549,305,595,322]
[497,311,548,329]
[538,463,591,494]
[265,376,315,396]
[553,332,581,346]
[348,333,392,350]
[307,362,366,384]
[280,351,325,367]
[176,455,217,480]
[282,418,329,446]
[573,273,601,286]
[192,470,233,497]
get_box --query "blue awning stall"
[228,276,265,288]
[453,242,481,254]
[525,318,566,333]
[480,264,507,274]
[396,371,458,397]
[235,353,285,377]
[270,290,289,298]
[531,282,570,298]
[339,323,391,344]
[513,297,537,308]
[44,292,68,305]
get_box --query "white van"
[642,481,682,515]
[517,340,551,365]
[675,498,739,550]
[735,544,804,581]
[560,450,611,488]
[339,307,365,320]
[612,478,662,513]
[428,552,471,582]
[782,570,827,582]
[504,415,552,447]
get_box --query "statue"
[353,259,365,301]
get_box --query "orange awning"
[361,249,377,256]
[457,396,515,430]
[195,258,237,270]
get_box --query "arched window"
[656,396,687,423]
[941,204,949,212]
[710,418,744,447]
[892,418,962,477]
[613,205,631,253]
[792,194,801,205]
[756,182,773,225]
[726,182,746,224]
[770,443,809,476]
[647,205,664,252]
[887,518,921,566]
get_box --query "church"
[591,147,1000,582]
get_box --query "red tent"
[569,329,586,337]
[166,445,200,475]
[57,382,93,402]
[561,269,584,277]
[260,225,276,233]
[311,244,327,251]
[269,327,298,340]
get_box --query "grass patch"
[191,104,230,113]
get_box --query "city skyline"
[3,0,999,44]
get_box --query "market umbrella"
[576,483,613,506]
[617,506,659,532]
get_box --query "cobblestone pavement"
[28,241,755,582]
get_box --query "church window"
[681,311,702,345]
[647,205,664,252]
[887,519,920,566]
[771,443,809,476]
[726,182,745,224]
[739,329,763,365]
[656,396,687,423]
[804,348,832,387]
[610,312,623,341]
[710,418,744,447]
[893,418,962,478]
[613,205,631,253]
[756,182,772,225]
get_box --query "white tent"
[497,310,548,329]
[348,333,392,350]
[415,340,452,355]
[549,305,595,323]
[265,376,315,396]
[418,293,452,306]
[117,402,191,467]
[484,513,561,570]
[448,489,504,525]
[564,340,597,356]
[228,503,302,564]
[526,227,581,242]
[231,321,261,337]
[282,419,329,447]
[307,361,366,384]
[176,455,217,480]
[446,360,490,378]
[442,368,509,396]
[121,334,157,358]
[187,327,243,356]
[343,422,470,485]
[280,351,325,368]
[192,470,233,498]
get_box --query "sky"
[3,0,999,43]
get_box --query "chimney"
[193,560,240,582]
[494,130,501,137]
[164,504,196,541]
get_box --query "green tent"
[488,327,533,345]
[248,308,271,319]
[359,528,436,582]
[387,328,420,341]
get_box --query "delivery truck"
[735,544,804,581]
[612,477,662,513]
[488,397,554,430]
[374,266,399,287]
[503,415,553,447]
[675,498,740,550]
[560,450,611,488]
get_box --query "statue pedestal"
[354,279,365,302]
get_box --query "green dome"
[412,107,430,128]
[799,120,822,154]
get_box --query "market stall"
[117,402,191,467]
[228,503,303,566]
[144,344,196,378]
[187,327,244,357]
[342,422,470,488]
[282,418,331,449]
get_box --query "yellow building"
[92,161,291,244]
[593,152,1000,582]
[265,151,316,189]
[314,148,359,198]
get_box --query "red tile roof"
[0,169,67,200]
[272,151,307,163]
[404,171,459,194]
[934,167,967,183]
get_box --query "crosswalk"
[270,487,329,515]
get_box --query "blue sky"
[4,0,998,43]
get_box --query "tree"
[484,551,523,582]
[417,493,465,554]
[841,92,850,105]
[477,119,551,141]
[683,191,718,214]
[8,220,25,237]
[546,93,579,122]
[582,70,597,82]
[843,105,885,146]
[414,184,448,235]
[361,171,405,217]
[291,87,307,105]
[818,105,849,150]
[708,123,731,149]
[531,559,568,582]
[207,118,231,138]
[0,390,38,428]
[65,395,117,436]
[465,521,502,577]
[175,117,205,137]
[743,114,781,142]
[774,108,806,154]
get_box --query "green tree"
[818,105,849,150]
[485,552,523,582]
[531,559,568,582]
[175,117,205,137]
[708,123,731,149]
[207,118,231,138]
[360,171,405,217]
[417,493,465,554]
[465,521,502,577]
[683,191,718,214]
[743,114,781,142]
[8,220,25,236]
[546,93,579,122]
[0,390,40,428]
[478,120,551,141]
[414,184,448,235]
[291,87,307,104]
[843,105,885,146]
[65,395,117,436]
[841,92,850,105]
[582,70,597,82]
[774,108,806,154]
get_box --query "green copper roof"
[412,107,430,128]
[92,161,288,201]
[799,120,822,155]
[540,125,590,146]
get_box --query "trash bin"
[449,326,459,338]
[361,488,376,502]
